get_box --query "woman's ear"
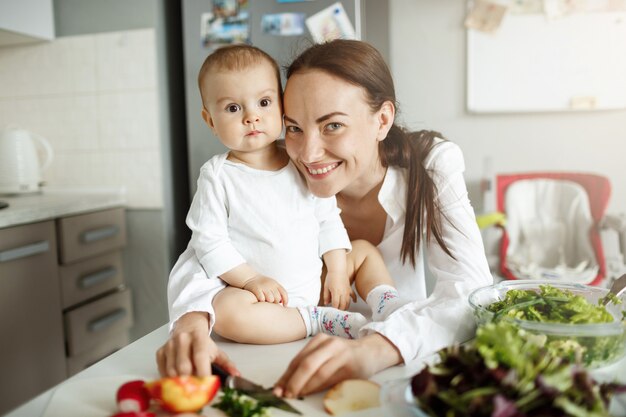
[376,100,395,142]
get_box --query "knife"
[211,363,302,415]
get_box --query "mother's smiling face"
[283,69,393,198]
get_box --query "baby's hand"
[323,271,355,310]
[243,276,289,306]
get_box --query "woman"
[157,39,492,397]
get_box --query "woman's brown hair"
[286,39,453,266]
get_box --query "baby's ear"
[201,107,215,129]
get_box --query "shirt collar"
[378,165,407,225]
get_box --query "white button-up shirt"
[358,140,493,362]
[167,140,492,363]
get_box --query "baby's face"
[201,60,282,154]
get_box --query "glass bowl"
[468,280,626,368]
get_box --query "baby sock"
[366,284,404,321]
[297,306,368,339]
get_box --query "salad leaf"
[487,285,616,324]
[212,387,271,417]
[485,285,625,366]
[411,321,625,417]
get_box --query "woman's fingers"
[174,332,194,376]
[156,344,167,376]
[191,330,213,376]
[156,327,239,379]
[274,334,327,393]
[275,334,346,397]
[299,353,349,395]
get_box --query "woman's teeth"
[307,163,338,175]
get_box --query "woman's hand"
[156,311,240,377]
[273,333,402,398]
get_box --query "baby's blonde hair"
[198,44,281,105]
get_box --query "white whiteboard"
[467,12,626,113]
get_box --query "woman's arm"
[273,332,401,397]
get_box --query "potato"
[323,379,381,415]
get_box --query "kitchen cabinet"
[0,0,55,47]
[0,220,66,415]
[0,205,131,415]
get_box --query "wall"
[389,0,626,215]
[0,29,162,207]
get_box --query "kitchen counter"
[0,187,126,229]
[5,323,626,417]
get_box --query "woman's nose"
[300,132,325,162]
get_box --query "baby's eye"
[259,98,271,107]
[226,104,240,113]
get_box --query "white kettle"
[0,126,54,195]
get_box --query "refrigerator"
[181,0,390,194]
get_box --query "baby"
[187,44,404,344]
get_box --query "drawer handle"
[81,225,119,243]
[79,267,117,289]
[88,308,127,333]
[0,240,50,263]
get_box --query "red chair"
[494,172,610,286]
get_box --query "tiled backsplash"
[0,29,162,208]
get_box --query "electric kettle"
[0,126,54,194]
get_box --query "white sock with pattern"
[297,306,367,339]
[366,284,404,321]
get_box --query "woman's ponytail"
[380,127,454,266]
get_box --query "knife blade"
[211,363,302,415]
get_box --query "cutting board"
[40,375,245,417]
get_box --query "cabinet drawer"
[65,288,133,356]
[57,207,126,264]
[59,251,124,309]
[66,331,129,377]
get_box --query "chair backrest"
[496,172,611,286]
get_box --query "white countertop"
[0,187,126,229]
[5,324,626,417]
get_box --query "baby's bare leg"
[347,240,405,321]
[212,287,306,344]
[347,240,395,300]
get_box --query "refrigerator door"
[181,0,386,194]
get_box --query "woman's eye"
[226,104,240,113]
[325,122,343,131]
[259,98,271,107]
[285,125,301,134]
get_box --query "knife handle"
[211,363,230,385]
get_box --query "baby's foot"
[312,306,368,339]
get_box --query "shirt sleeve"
[314,195,352,256]
[187,161,246,277]
[359,141,493,363]
[167,245,226,333]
